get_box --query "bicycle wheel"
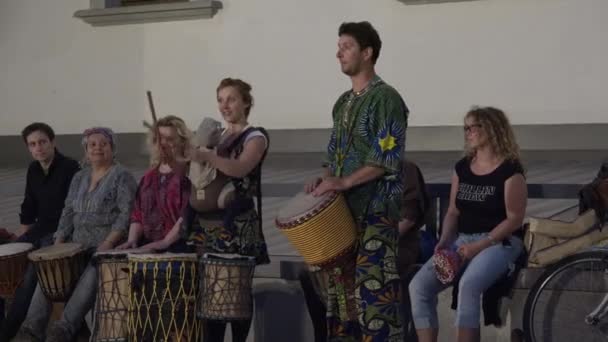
[523,250,608,342]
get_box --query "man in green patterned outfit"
[306,21,409,341]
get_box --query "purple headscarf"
[81,127,116,151]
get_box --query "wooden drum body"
[0,242,34,298]
[91,249,147,342]
[28,243,86,302]
[198,253,256,320]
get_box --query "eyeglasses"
[463,124,482,133]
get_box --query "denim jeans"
[408,233,523,329]
[21,262,97,340]
[0,231,53,342]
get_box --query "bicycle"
[523,249,608,341]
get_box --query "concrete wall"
[1,0,607,137]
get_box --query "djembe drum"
[28,243,87,301]
[0,242,34,298]
[307,265,330,308]
[275,191,357,268]
[198,253,256,320]
[128,253,198,342]
[91,249,149,342]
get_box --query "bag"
[579,160,608,225]
[525,160,608,267]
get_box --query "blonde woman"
[117,115,192,251]
[409,107,527,342]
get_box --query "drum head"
[28,242,84,261]
[276,191,336,224]
[0,242,34,257]
[128,252,197,262]
[94,248,152,260]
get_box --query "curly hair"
[464,106,521,162]
[216,78,254,117]
[147,115,192,166]
[339,21,382,64]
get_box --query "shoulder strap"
[226,126,269,228]
[225,126,257,155]
[254,127,270,228]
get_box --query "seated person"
[15,127,137,342]
[0,123,79,342]
[409,107,526,342]
[117,116,191,251]
[398,159,430,341]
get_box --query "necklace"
[342,82,374,127]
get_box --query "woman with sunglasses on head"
[409,107,527,342]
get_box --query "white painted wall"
[1,0,607,135]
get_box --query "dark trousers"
[299,271,327,342]
[202,319,252,342]
[0,229,53,342]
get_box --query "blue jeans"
[408,233,523,329]
[20,262,97,340]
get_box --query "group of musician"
[0,21,527,342]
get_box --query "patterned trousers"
[327,214,404,341]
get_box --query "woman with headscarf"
[16,127,137,342]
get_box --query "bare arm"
[116,222,143,249]
[398,218,416,236]
[304,167,332,193]
[342,165,385,189]
[140,218,183,251]
[98,230,125,252]
[458,173,527,259]
[197,137,266,178]
[312,165,385,196]
[13,225,32,239]
[484,174,527,245]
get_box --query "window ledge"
[397,0,479,4]
[74,0,221,26]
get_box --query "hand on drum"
[311,177,348,197]
[304,177,323,193]
[139,240,169,252]
[0,227,16,242]
[97,240,114,252]
[116,240,138,250]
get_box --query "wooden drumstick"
[146,90,158,124]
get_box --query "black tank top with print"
[455,157,524,234]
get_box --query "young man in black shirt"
[0,123,80,342]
